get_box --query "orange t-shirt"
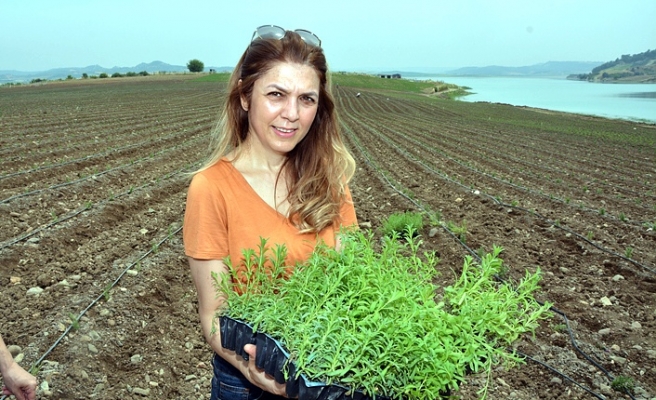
[183,159,358,290]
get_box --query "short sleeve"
[339,185,358,228]
[183,172,230,260]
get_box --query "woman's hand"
[1,361,38,400]
[188,258,289,397]
[243,344,288,397]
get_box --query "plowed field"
[1,75,655,400]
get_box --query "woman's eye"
[302,96,317,104]
[268,91,283,97]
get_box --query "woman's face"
[242,62,320,157]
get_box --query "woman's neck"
[233,138,287,175]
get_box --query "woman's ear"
[238,79,249,111]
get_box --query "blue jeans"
[211,353,287,400]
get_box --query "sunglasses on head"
[251,24,321,48]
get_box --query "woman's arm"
[188,257,287,396]
[0,335,37,400]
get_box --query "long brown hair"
[198,30,355,233]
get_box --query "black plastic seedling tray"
[219,316,391,400]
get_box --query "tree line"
[569,48,656,82]
[591,48,656,74]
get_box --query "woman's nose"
[281,98,299,121]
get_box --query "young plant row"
[1,114,210,182]
[0,119,207,180]
[341,104,654,272]
[352,88,653,174]
[0,86,217,157]
[343,88,654,220]
[343,92,654,231]
[1,131,206,207]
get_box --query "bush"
[187,59,204,73]
[126,71,137,77]
[111,72,123,78]
[99,73,108,79]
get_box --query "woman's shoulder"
[194,158,236,180]
[189,159,237,191]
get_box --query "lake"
[411,76,656,123]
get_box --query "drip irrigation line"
[546,308,612,382]
[496,272,637,399]
[0,163,123,205]
[0,126,190,180]
[1,153,101,180]
[0,163,195,251]
[501,202,655,275]
[449,213,639,400]
[350,102,653,240]
[0,133,205,205]
[0,111,210,180]
[0,208,87,250]
[514,350,606,400]
[343,121,641,400]
[0,125,187,181]
[1,157,200,397]
[10,226,183,398]
[394,111,654,225]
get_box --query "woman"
[183,25,358,400]
[0,334,37,400]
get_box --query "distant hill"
[0,61,232,83]
[567,49,656,83]
[443,61,603,77]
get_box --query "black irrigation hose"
[0,153,102,180]
[541,307,637,400]
[0,132,205,205]
[344,88,656,212]
[514,350,607,400]
[0,227,183,400]
[0,138,152,180]
[0,119,210,181]
[501,202,655,275]
[343,121,640,399]
[0,207,88,250]
[1,156,201,397]
[0,163,194,251]
[0,163,124,205]
[0,105,213,170]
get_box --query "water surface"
[416,76,656,123]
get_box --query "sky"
[2,0,655,73]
